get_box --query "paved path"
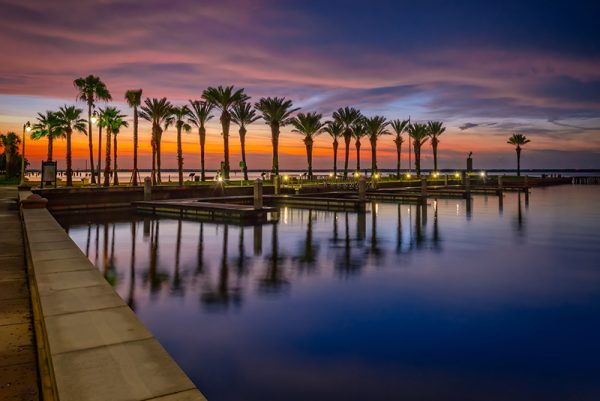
[0,186,39,401]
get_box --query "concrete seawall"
[19,191,207,401]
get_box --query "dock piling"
[143,177,151,201]
[254,179,263,209]
[358,177,367,201]
[421,178,428,200]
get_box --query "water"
[58,186,600,401]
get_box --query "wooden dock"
[133,199,279,223]
[269,195,367,211]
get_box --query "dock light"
[406,173,411,179]
[454,173,460,178]
[374,173,380,179]
[480,171,486,177]
[283,175,289,181]
[217,176,223,182]
[354,171,360,178]
[328,172,334,178]
[432,172,439,178]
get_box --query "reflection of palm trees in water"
[253,225,262,256]
[236,226,250,277]
[196,222,205,275]
[171,219,184,296]
[201,224,241,307]
[368,202,383,259]
[95,224,99,266]
[128,221,136,310]
[335,211,365,276]
[260,224,288,293]
[514,192,526,235]
[147,219,168,295]
[297,209,319,271]
[396,204,402,254]
[432,201,442,250]
[85,223,91,257]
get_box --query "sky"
[1,0,599,171]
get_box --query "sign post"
[41,161,57,188]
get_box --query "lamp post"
[20,121,31,186]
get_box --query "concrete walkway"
[0,186,39,401]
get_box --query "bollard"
[421,178,427,198]
[497,175,503,189]
[524,175,529,187]
[253,179,263,209]
[463,172,470,194]
[444,174,448,186]
[273,175,280,195]
[143,177,152,201]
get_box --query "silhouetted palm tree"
[172,105,192,185]
[332,107,362,178]
[390,119,409,177]
[507,133,531,176]
[254,97,299,175]
[31,111,63,161]
[99,107,127,186]
[54,105,87,186]
[407,123,430,177]
[111,112,128,186]
[427,121,445,172]
[140,98,173,184]
[125,89,143,185]
[322,120,343,176]
[188,100,214,182]
[0,132,21,177]
[351,118,367,172]
[364,116,390,176]
[74,75,111,184]
[231,102,259,181]
[202,86,249,179]
[291,112,324,178]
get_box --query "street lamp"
[91,111,98,125]
[20,121,31,186]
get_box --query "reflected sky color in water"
[60,186,600,401]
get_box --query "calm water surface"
[58,186,600,401]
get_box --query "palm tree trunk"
[97,125,102,185]
[156,133,162,184]
[516,147,521,176]
[396,142,401,177]
[355,139,361,171]
[177,126,183,185]
[332,139,338,176]
[343,133,351,178]
[151,137,156,185]
[48,136,53,161]
[306,141,313,178]
[132,106,138,186]
[104,128,111,187]
[113,134,119,186]
[221,113,230,179]
[240,127,248,181]
[371,137,377,175]
[66,129,73,186]
[414,144,421,177]
[271,123,279,175]
[199,127,206,181]
[88,103,96,184]
[432,140,438,172]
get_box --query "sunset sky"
[1,0,599,171]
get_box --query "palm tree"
[351,118,367,172]
[507,133,531,176]
[202,86,249,179]
[231,102,259,181]
[407,123,430,177]
[291,112,324,178]
[74,75,111,184]
[322,120,343,176]
[31,111,63,161]
[140,98,173,185]
[172,105,192,185]
[54,105,87,186]
[254,97,299,175]
[0,132,21,177]
[99,107,126,187]
[427,121,446,172]
[390,119,409,177]
[110,113,128,186]
[125,89,143,185]
[364,116,390,175]
[332,107,362,178]
[188,100,214,182]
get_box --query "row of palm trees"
[29,75,531,186]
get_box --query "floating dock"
[133,199,279,223]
